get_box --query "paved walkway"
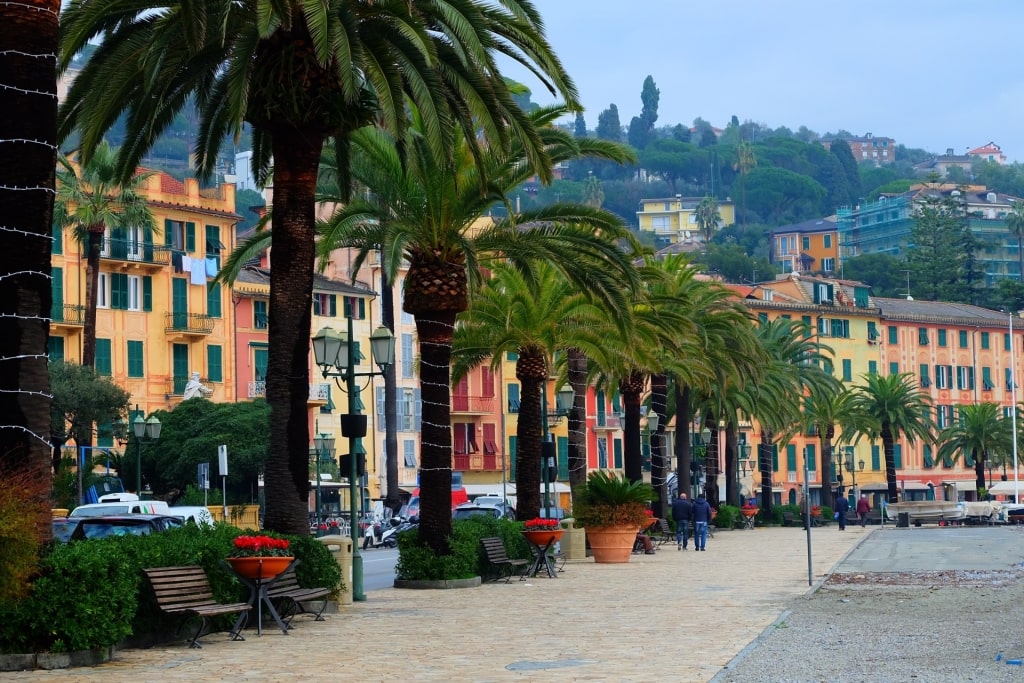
[9,525,871,682]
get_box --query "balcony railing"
[248,381,266,398]
[164,312,214,335]
[172,375,190,395]
[453,454,471,470]
[451,394,496,412]
[51,303,85,326]
[595,414,621,429]
[247,381,331,402]
[100,237,170,266]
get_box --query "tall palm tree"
[800,387,872,509]
[936,403,1012,497]
[54,143,155,367]
[60,0,579,535]
[732,141,756,226]
[313,111,640,553]
[0,0,59,544]
[1006,200,1024,282]
[695,195,721,244]
[852,373,935,503]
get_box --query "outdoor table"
[521,530,563,578]
[223,559,291,637]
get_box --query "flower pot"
[522,529,564,546]
[227,556,294,580]
[585,525,638,563]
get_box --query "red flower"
[524,518,559,530]
[230,535,292,558]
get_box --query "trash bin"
[318,534,353,605]
[897,512,910,528]
[560,519,586,561]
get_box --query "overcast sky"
[510,1,1024,162]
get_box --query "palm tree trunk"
[704,416,719,505]
[621,372,645,483]
[675,383,693,497]
[974,449,986,495]
[413,312,456,554]
[82,227,103,367]
[515,356,546,520]
[261,131,321,536]
[820,425,834,509]
[650,373,668,518]
[724,421,737,506]
[0,0,58,542]
[380,268,400,514]
[882,425,898,503]
[566,348,588,492]
[759,428,774,516]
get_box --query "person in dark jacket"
[834,493,850,530]
[671,492,693,550]
[691,494,713,551]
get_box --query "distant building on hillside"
[769,217,839,275]
[914,148,973,178]
[636,195,735,246]
[820,132,895,166]
[967,142,1007,166]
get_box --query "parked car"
[52,517,80,543]
[167,506,215,526]
[464,496,515,519]
[67,514,183,541]
[69,499,170,517]
[452,503,506,521]
[538,506,568,521]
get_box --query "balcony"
[451,394,496,414]
[100,237,170,270]
[248,381,267,399]
[51,303,85,328]
[164,312,214,336]
[594,413,622,430]
[453,453,470,470]
[247,381,331,402]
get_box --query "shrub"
[0,462,45,603]
[714,504,739,528]
[395,517,526,581]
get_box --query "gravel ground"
[715,564,1024,683]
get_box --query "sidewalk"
[7,525,870,682]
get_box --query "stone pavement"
[7,525,871,683]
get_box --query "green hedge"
[395,517,529,581]
[0,524,342,654]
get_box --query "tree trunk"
[882,425,898,503]
[704,415,719,505]
[724,421,738,506]
[566,348,588,492]
[261,131,321,536]
[620,372,645,483]
[820,425,835,509]
[650,373,668,518]
[514,352,547,520]
[380,268,400,514]
[675,383,693,498]
[82,227,103,367]
[759,428,774,516]
[0,0,58,544]
[974,448,986,495]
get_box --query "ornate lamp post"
[540,383,575,517]
[313,431,336,529]
[124,404,161,496]
[312,319,394,602]
[842,446,865,498]
[699,426,712,498]
[738,442,752,501]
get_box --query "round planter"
[585,525,638,563]
[522,529,564,546]
[226,556,293,580]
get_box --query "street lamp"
[131,405,161,496]
[738,441,752,501]
[698,426,712,498]
[313,431,336,529]
[540,382,575,518]
[842,446,865,497]
[312,317,395,603]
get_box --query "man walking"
[835,493,850,530]
[856,494,870,527]
[692,493,713,551]
[671,492,693,550]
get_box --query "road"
[360,546,398,591]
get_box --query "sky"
[505,1,1024,162]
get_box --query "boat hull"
[885,501,966,523]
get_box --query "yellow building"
[50,171,239,448]
[636,195,736,245]
[769,217,839,274]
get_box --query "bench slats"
[480,537,528,583]
[264,565,330,624]
[144,566,250,648]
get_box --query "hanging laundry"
[171,251,184,273]
[205,257,218,278]
[191,260,206,286]
[181,254,193,274]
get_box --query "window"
[254,300,268,329]
[403,440,417,468]
[806,444,816,471]
[205,225,224,271]
[253,346,268,381]
[1005,333,1012,351]
[1007,367,1017,390]
[867,322,878,342]
[801,315,812,338]
[956,366,974,390]
[758,312,768,324]
[786,444,797,472]
[981,332,990,349]
[97,272,110,308]
[871,445,880,470]
[918,328,929,345]
[959,330,968,348]
[919,364,931,388]
[401,333,414,379]
[923,444,934,468]
[651,216,670,230]
[127,275,141,311]
[507,384,520,413]
[824,234,832,248]
[95,338,112,376]
[821,257,835,272]
[868,360,877,375]
[506,351,519,361]
[164,219,195,252]
[937,329,947,347]
[888,326,898,345]
[342,296,366,320]
[854,287,868,308]
[208,345,222,382]
[48,336,64,363]
[889,362,899,376]
[207,283,222,318]
[127,341,144,378]
[142,276,152,312]
[400,388,416,431]
[52,221,62,255]
[842,358,852,382]
[814,282,834,304]
[597,439,608,469]
[802,236,810,251]
[983,367,993,390]
[313,293,336,317]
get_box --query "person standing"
[834,494,850,530]
[671,492,693,550]
[692,494,713,551]
[856,494,870,527]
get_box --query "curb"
[0,646,114,671]
[393,576,482,590]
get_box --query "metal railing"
[451,394,496,412]
[51,303,85,325]
[247,381,331,401]
[164,312,214,335]
[100,237,171,265]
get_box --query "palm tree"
[0,0,59,543]
[732,142,756,226]
[800,387,872,509]
[852,373,935,503]
[313,111,640,553]
[60,0,579,535]
[54,143,155,367]
[695,195,721,244]
[937,403,1012,497]
[1006,200,1024,281]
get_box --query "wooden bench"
[782,512,796,526]
[652,518,675,546]
[265,561,330,626]
[480,537,529,583]
[144,565,251,648]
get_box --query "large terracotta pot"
[586,525,638,563]
[226,556,294,580]
[522,529,565,547]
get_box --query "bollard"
[318,534,353,605]
[560,518,587,561]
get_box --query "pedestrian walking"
[856,494,870,527]
[692,494,713,551]
[834,494,850,530]
[671,492,693,550]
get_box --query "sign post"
[218,445,228,518]
[198,462,210,507]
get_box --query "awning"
[989,480,1024,494]
[859,480,933,492]
[941,480,976,492]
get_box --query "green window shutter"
[923,444,933,468]
[208,344,222,382]
[164,218,174,246]
[109,273,127,310]
[96,422,113,448]
[801,315,812,338]
[1006,333,1012,351]
[142,276,152,312]
[806,444,816,471]
[612,392,622,413]
[983,366,993,389]
[889,362,899,376]
[981,332,990,349]
[185,222,196,252]
[47,336,65,363]
[207,283,222,318]
[868,360,877,375]
[557,436,569,480]
[888,326,898,344]
[253,347,268,381]
[871,445,880,470]
[52,221,62,254]
[95,338,112,376]
[867,321,877,340]
[758,312,768,324]
[143,226,154,261]
[842,359,852,382]
[595,389,605,422]
[127,340,144,378]
[893,444,902,470]
[172,343,190,391]
[172,277,188,316]
[771,444,779,472]
[958,330,968,348]
[205,225,221,254]
[254,300,268,328]
[786,444,796,472]
[51,267,63,321]
[509,436,517,480]
[823,359,833,376]
[918,328,929,345]
[506,351,518,361]
[613,438,623,469]
[330,295,337,317]
[507,383,520,413]
[920,363,930,387]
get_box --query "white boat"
[884,500,966,524]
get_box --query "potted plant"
[226,535,294,580]
[522,517,564,547]
[572,471,655,563]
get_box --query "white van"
[69,497,170,517]
[167,506,215,526]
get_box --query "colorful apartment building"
[636,195,736,246]
[821,132,895,166]
[769,217,839,274]
[50,171,239,451]
[967,142,1007,166]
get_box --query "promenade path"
[8,525,869,682]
